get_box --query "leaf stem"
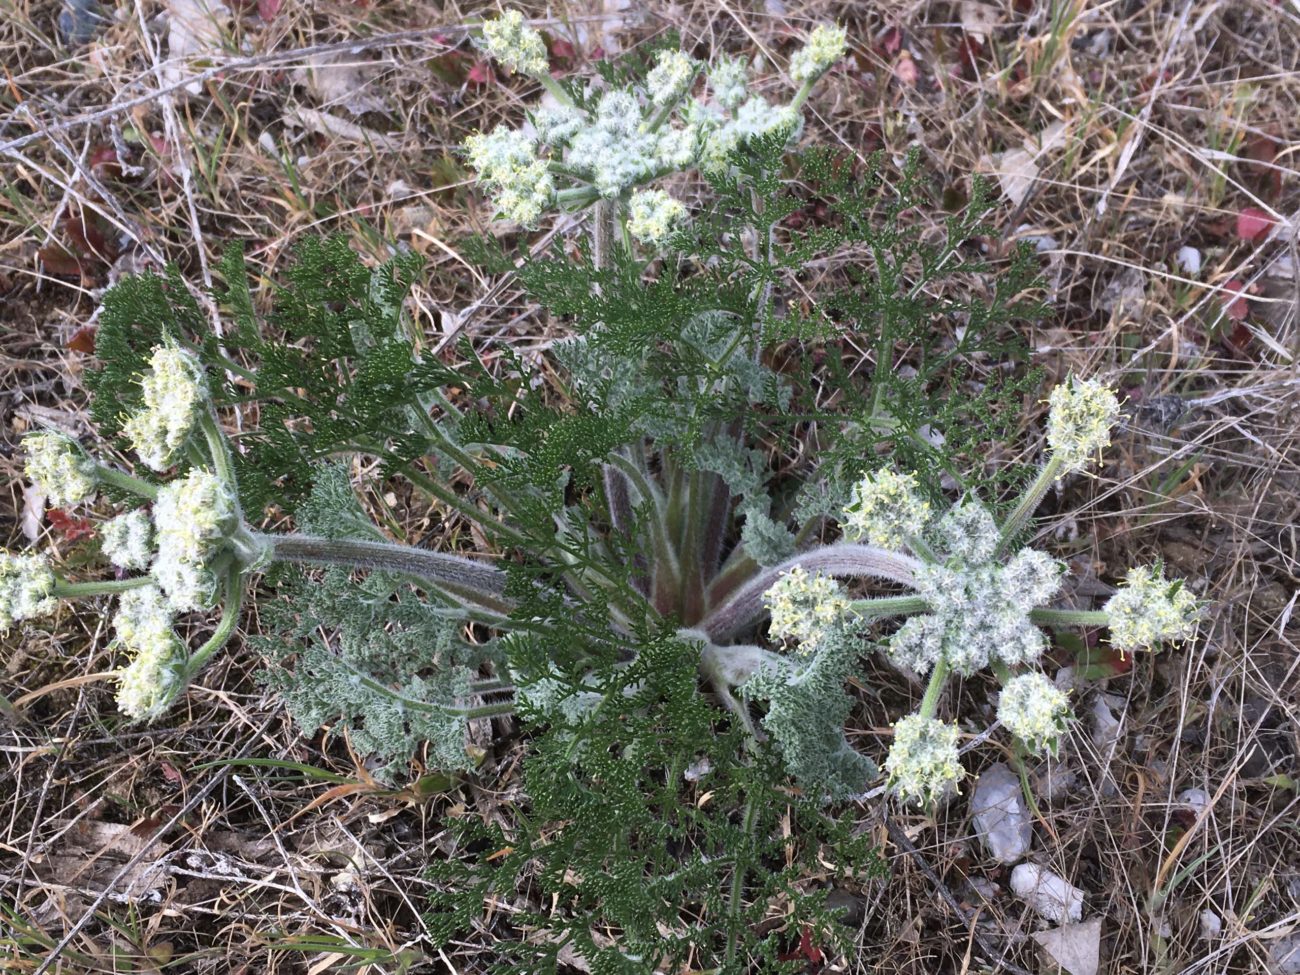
[998,454,1063,554]
[1029,607,1109,628]
[52,576,154,599]
[94,465,158,501]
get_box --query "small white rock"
[1176,246,1202,275]
[1199,909,1222,939]
[970,762,1032,864]
[1178,788,1210,815]
[1011,862,1085,923]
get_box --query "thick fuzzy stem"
[918,659,951,720]
[95,464,159,501]
[260,533,513,615]
[700,543,923,642]
[1030,607,1109,628]
[849,594,930,621]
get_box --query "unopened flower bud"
[764,565,850,650]
[627,189,687,246]
[842,469,930,550]
[101,510,155,571]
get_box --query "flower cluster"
[1103,565,1200,652]
[0,552,57,632]
[463,127,554,226]
[154,469,235,611]
[763,565,851,651]
[997,672,1073,755]
[475,8,548,77]
[113,584,184,721]
[101,510,154,571]
[885,714,965,806]
[464,10,847,236]
[122,344,207,472]
[788,24,847,85]
[24,431,97,508]
[1046,376,1122,475]
[627,189,686,246]
[841,469,931,550]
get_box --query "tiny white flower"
[842,469,931,550]
[886,613,945,673]
[645,50,698,106]
[1046,377,1122,475]
[936,502,1000,564]
[122,345,208,472]
[885,713,965,807]
[113,584,172,648]
[627,189,687,246]
[568,90,660,196]
[763,565,850,650]
[532,104,585,145]
[1104,565,1199,652]
[0,552,58,632]
[476,9,548,78]
[101,510,154,571]
[153,469,234,612]
[789,24,848,85]
[999,548,1064,612]
[708,56,748,111]
[24,431,97,508]
[654,124,699,170]
[998,671,1073,755]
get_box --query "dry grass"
[3,0,1299,972]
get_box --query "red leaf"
[257,0,281,18]
[878,26,903,56]
[1222,279,1249,320]
[160,761,184,785]
[467,60,494,86]
[37,243,86,277]
[1235,206,1275,243]
[89,144,121,179]
[777,926,824,963]
[47,508,95,542]
[67,325,97,354]
[893,51,919,87]
[550,38,576,61]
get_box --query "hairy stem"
[259,532,514,616]
[1030,606,1109,628]
[52,576,154,599]
[700,543,923,642]
[182,566,245,680]
[998,454,1063,553]
[95,464,159,501]
[849,594,929,620]
[918,659,951,720]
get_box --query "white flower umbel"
[654,124,700,170]
[476,9,548,78]
[646,50,698,106]
[842,469,931,550]
[464,126,555,226]
[1046,377,1122,475]
[0,552,57,632]
[789,24,847,85]
[569,90,659,197]
[763,565,851,651]
[1104,565,1200,652]
[153,469,235,611]
[116,623,185,721]
[998,672,1073,755]
[707,56,748,110]
[24,431,97,507]
[627,189,687,246]
[886,713,965,807]
[122,345,208,472]
[101,510,154,571]
[895,548,1062,675]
